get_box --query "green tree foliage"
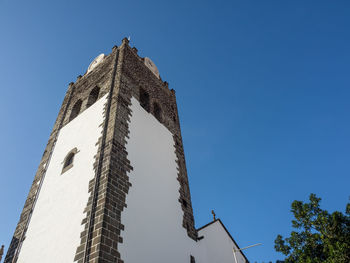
[275,194,350,263]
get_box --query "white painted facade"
[198,221,247,263]
[119,97,247,263]
[17,94,108,263]
[16,94,247,262]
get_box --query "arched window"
[69,99,82,121]
[153,102,162,121]
[86,87,100,108]
[139,88,150,112]
[64,153,74,167]
[61,148,78,174]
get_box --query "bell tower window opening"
[153,102,162,121]
[69,99,82,121]
[139,88,150,112]
[86,87,100,108]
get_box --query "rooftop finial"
[211,210,216,221]
[122,37,130,45]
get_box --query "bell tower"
[5,38,197,263]
[5,38,248,263]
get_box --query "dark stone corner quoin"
[5,37,197,263]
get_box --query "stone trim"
[73,39,137,263]
[174,133,198,241]
[91,38,134,263]
[73,46,121,263]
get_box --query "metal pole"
[233,243,262,263]
[238,243,262,251]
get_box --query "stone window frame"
[61,147,79,174]
[86,86,100,109]
[139,87,150,112]
[152,100,162,122]
[69,99,83,121]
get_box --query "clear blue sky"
[1,1,349,262]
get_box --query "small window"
[64,153,74,167]
[62,148,78,174]
[69,100,82,121]
[153,102,162,121]
[86,87,100,108]
[190,255,196,263]
[139,88,150,112]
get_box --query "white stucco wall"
[119,97,201,263]
[17,94,108,263]
[17,94,247,263]
[119,97,247,263]
[198,221,247,263]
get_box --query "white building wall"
[119,98,247,263]
[198,221,247,263]
[17,94,247,263]
[17,94,108,263]
[119,97,201,263]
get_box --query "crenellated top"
[63,38,180,134]
[70,38,172,94]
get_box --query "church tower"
[5,38,248,263]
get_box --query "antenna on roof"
[233,243,262,263]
